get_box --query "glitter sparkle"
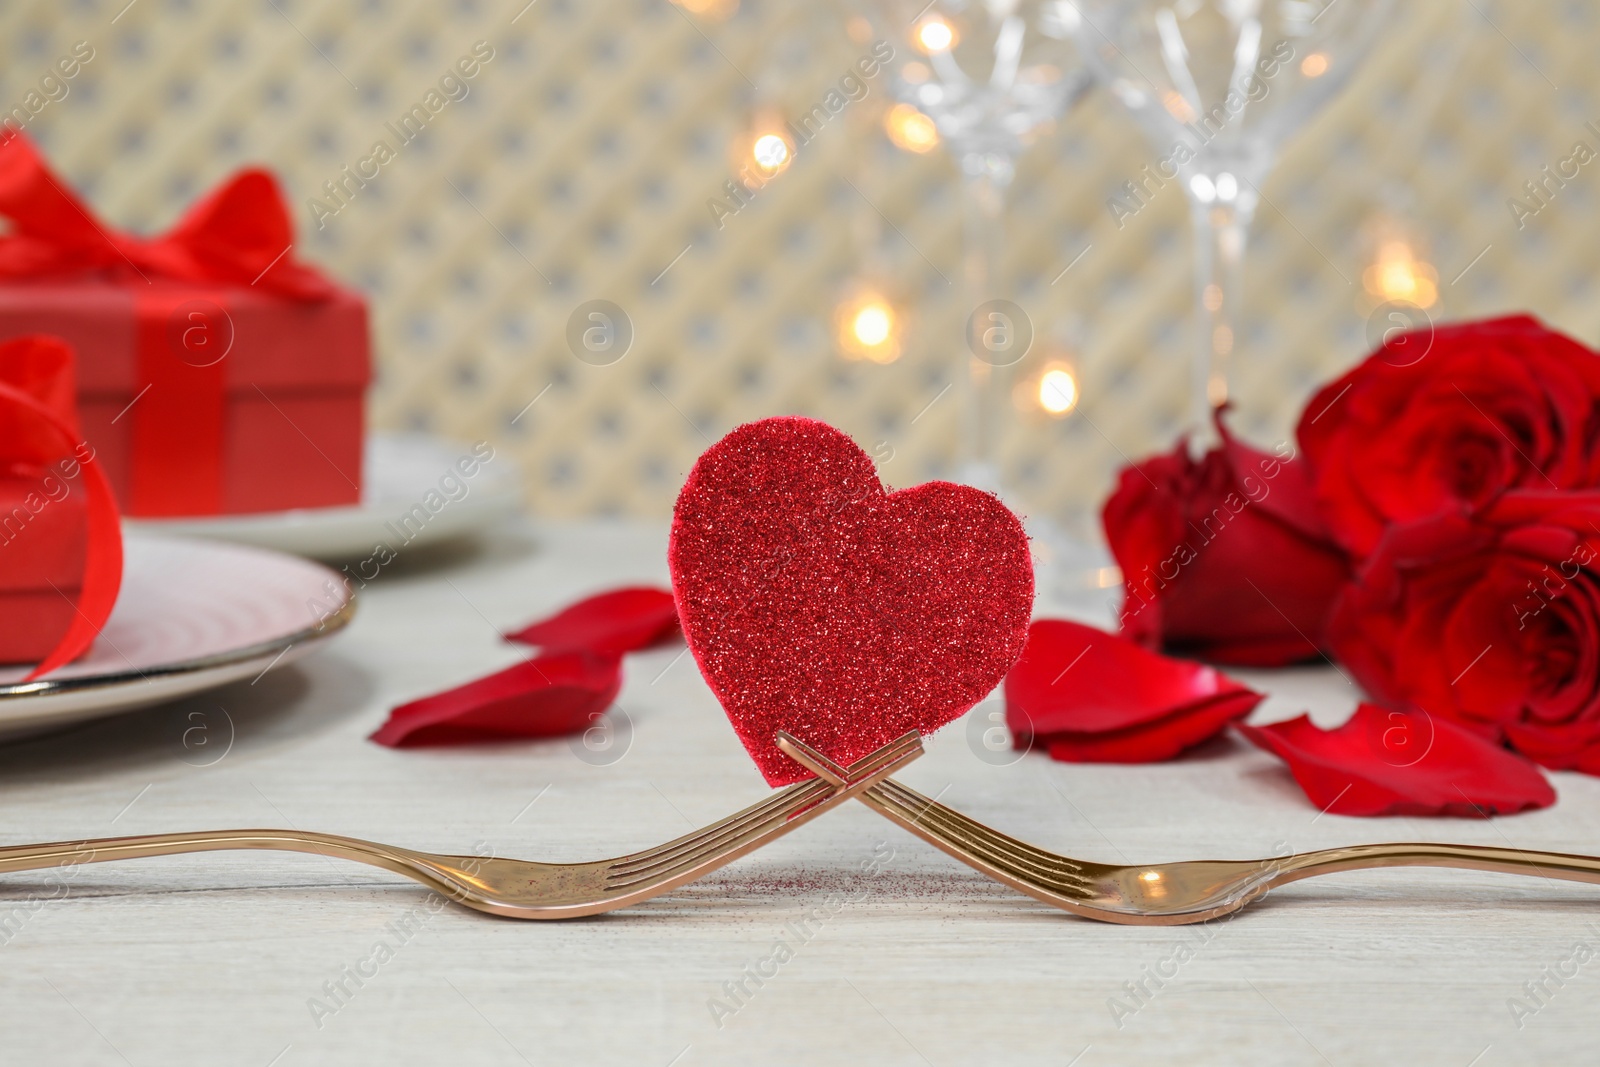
[669,417,1035,785]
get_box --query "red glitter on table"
[669,416,1034,785]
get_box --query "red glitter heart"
[669,417,1034,785]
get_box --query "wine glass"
[1068,0,1392,444]
[862,0,1092,495]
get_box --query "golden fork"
[0,732,922,920]
[777,734,1600,926]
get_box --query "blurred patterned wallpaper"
[2,0,1597,531]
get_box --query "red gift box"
[0,282,368,516]
[0,134,370,517]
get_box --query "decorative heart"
[669,417,1034,785]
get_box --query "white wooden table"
[3,520,1599,1066]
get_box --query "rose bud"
[1102,413,1348,667]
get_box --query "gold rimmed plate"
[0,535,354,740]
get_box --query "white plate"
[125,432,523,561]
[0,536,353,740]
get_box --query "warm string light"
[751,133,790,174]
[1013,359,1080,418]
[670,0,739,19]
[853,305,891,347]
[729,111,795,180]
[885,103,940,153]
[915,16,956,53]
[1300,52,1329,77]
[1363,238,1438,308]
[835,289,902,364]
[1161,90,1196,124]
[1038,366,1079,415]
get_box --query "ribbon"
[0,132,332,299]
[0,132,340,515]
[130,290,229,515]
[0,335,123,680]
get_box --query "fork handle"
[1272,841,1600,889]
[0,830,469,892]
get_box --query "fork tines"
[868,781,1095,896]
[774,732,1095,899]
[603,732,922,891]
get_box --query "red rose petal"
[1502,716,1600,772]
[1007,619,1260,733]
[504,587,679,655]
[1236,704,1556,817]
[1218,418,1325,542]
[1103,412,1347,668]
[1297,314,1600,556]
[1440,568,1535,723]
[1038,691,1263,763]
[1005,619,1263,762]
[1326,492,1600,775]
[370,651,622,747]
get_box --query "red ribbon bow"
[0,132,331,300]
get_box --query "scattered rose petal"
[503,587,679,655]
[370,652,622,747]
[1236,703,1556,817]
[1041,692,1266,763]
[1005,619,1263,763]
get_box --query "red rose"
[1299,315,1600,557]
[1102,415,1348,666]
[1327,490,1600,774]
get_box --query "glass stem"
[1187,189,1255,451]
[958,158,1014,493]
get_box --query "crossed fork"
[3,731,1600,925]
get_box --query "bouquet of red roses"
[1097,314,1600,784]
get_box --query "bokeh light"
[752,133,790,173]
[835,289,902,364]
[885,104,940,153]
[670,0,739,19]
[1036,364,1079,416]
[916,17,955,53]
[1363,239,1438,308]
[730,113,794,178]
[1014,360,1080,417]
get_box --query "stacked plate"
[0,433,522,739]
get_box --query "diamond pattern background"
[3,0,1596,531]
